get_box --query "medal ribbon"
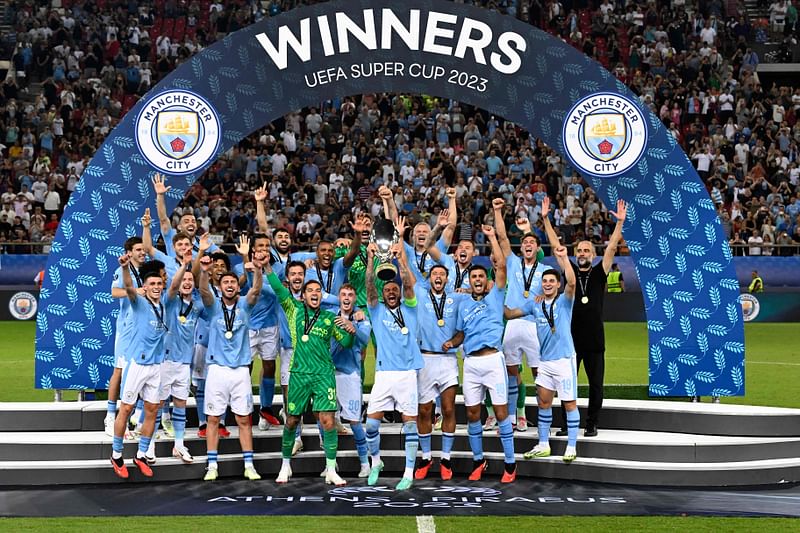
[428,290,446,323]
[416,250,428,277]
[303,305,321,338]
[179,299,193,321]
[542,295,558,333]
[316,263,334,292]
[148,298,168,332]
[578,268,591,299]
[222,300,236,335]
[130,265,142,287]
[388,305,406,330]
[522,257,538,295]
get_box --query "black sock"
[112,456,124,467]
[440,458,451,469]
[199,423,207,430]
[504,462,516,474]
[472,459,485,471]
[419,457,431,467]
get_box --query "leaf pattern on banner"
[35,0,743,396]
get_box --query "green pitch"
[5,322,799,407]
[0,516,797,532]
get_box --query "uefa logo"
[739,294,760,322]
[9,291,37,320]
[135,89,221,176]
[562,92,648,179]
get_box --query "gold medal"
[437,319,445,327]
[301,334,309,342]
[523,291,529,298]
[422,272,428,278]
[400,327,409,335]
[581,296,589,304]
[178,315,187,324]
[550,327,556,334]
[224,331,233,340]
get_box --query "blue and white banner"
[35,0,744,396]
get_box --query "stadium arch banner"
[35,0,745,397]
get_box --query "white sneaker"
[258,416,269,431]
[516,416,528,432]
[523,443,551,459]
[279,408,287,424]
[335,419,349,435]
[276,464,292,484]
[172,446,194,464]
[104,414,115,437]
[319,467,328,477]
[291,438,303,456]
[358,463,371,478]
[244,466,261,480]
[325,468,347,486]
[483,416,497,431]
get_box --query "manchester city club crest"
[562,92,647,179]
[9,291,37,320]
[135,90,221,176]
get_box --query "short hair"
[469,264,488,276]
[273,228,291,238]
[339,283,356,294]
[286,260,306,273]
[210,252,230,270]
[542,268,561,282]
[219,271,240,284]
[252,233,270,243]
[142,270,163,283]
[521,232,541,246]
[303,279,322,292]
[138,259,165,280]
[172,231,191,245]
[429,264,449,276]
[124,236,143,252]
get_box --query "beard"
[577,257,591,268]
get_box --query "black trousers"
[559,349,605,428]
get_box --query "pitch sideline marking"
[417,515,436,533]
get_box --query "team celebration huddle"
[107,173,627,490]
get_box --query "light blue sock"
[418,432,432,460]
[243,450,254,468]
[295,418,303,439]
[137,435,151,457]
[434,395,441,415]
[135,399,144,424]
[260,377,275,412]
[538,407,552,445]
[351,422,368,464]
[161,398,171,420]
[468,420,483,460]
[196,379,206,425]
[317,420,324,445]
[154,408,162,433]
[403,421,419,470]
[112,435,124,453]
[441,431,455,460]
[566,408,580,448]
[208,450,218,468]
[107,400,117,416]
[508,378,519,419]
[173,406,186,447]
[498,417,515,464]
[366,417,381,458]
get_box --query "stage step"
[1,426,798,465]
[2,397,799,437]
[2,448,799,487]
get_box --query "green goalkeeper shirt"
[348,243,386,309]
[268,272,353,374]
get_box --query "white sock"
[112,450,122,460]
[371,453,381,466]
[282,458,291,469]
[403,466,414,479]
[147,439,156,456]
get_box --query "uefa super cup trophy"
[370,218,400,281]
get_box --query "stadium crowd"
[0,0,799,260]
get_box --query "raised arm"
[378,185,398,221]
[602,199,627,274]
[424,208,450,261]
[118,254,138,303]
[246,254,264,307]
[192,234,212,295]
[254,182,269,234]
[198,256,215,308]
[365,242,379,308]
[152,172,172,231]
[483,224,506,289]
[167,250,192,299]
[491,198,512,259]
[140,208,156,257]
[442,187,458,246]
[540,196,560,251]
[343,215,367,268]
[554,245,575,298]
[395,216,416,300]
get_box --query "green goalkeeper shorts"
[286,372,337,415]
